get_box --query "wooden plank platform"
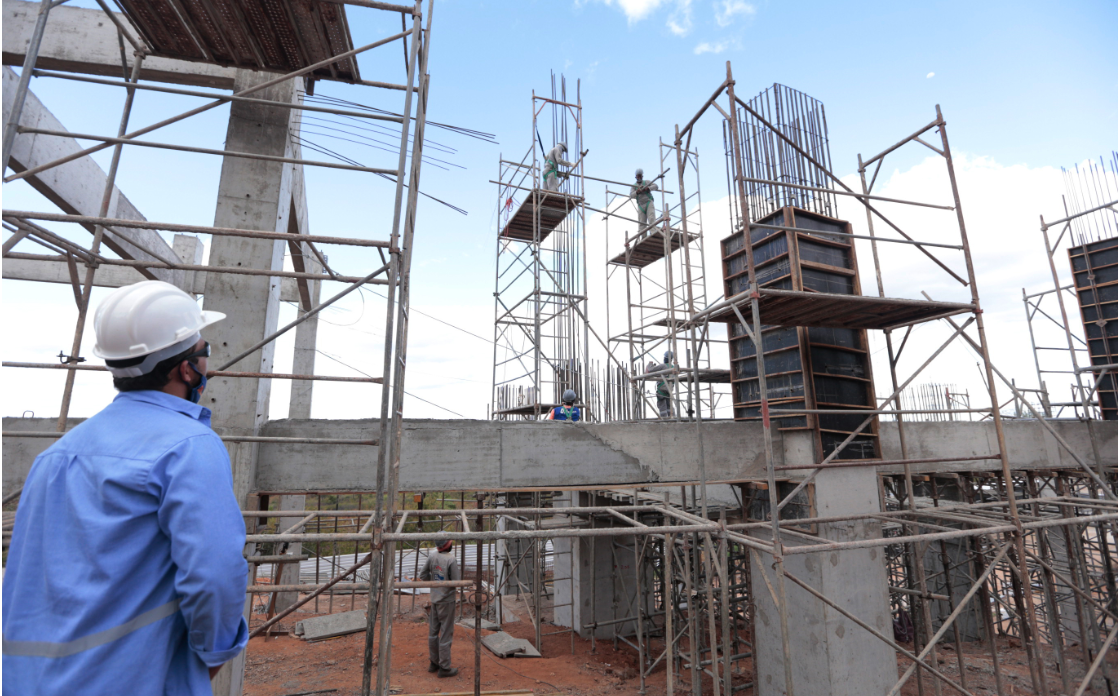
[636,368,731,384]
[608,230,698,268]
[499,191,583,243]
[709,288,974,330]
[116,0,362,82]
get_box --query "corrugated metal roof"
[116,0,362,83]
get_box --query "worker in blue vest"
[548,389,581,421]
[3,281,248,695]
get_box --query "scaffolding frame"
[1,1,434,695]
[246,64,1120,696]
[1021,155,1118,422]
[2,17,1116,693]
[600,135,730,422]
[490,78,591,420]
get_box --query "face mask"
[186,361,207,404]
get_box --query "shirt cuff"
[194,618,249,666]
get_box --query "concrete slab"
[294,610,367,641]
[481,632,541,658]
[4,0,237,88]
[458,618,500,631]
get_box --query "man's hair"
[108,345,199,392]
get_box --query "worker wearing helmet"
[3,281,249,695]
[631,168,659,233]
[548,389,581,421]
[656,350,676,419]
[542,143,573,192]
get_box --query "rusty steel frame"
[599,132,729,423]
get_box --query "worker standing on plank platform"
[632,168,659,233]
[542,143,573,191]
[421,539,461,677]
[2,280,248,695]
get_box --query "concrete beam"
[3,0,236,89]
[250,419,784,493]
[3,248,317,304]
[877,420,1117,475]
[2,67,185,286]
[4,418,1115,498]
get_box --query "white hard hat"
[93,280,224,377]
[635,168,644,178]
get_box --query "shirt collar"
[113,390,212,426]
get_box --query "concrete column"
[201,69,302,696]
[751,467,896,696]
[553,492,654,640]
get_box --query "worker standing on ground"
[632,168,659,233]
[542,143,573,192]
[421,540,461,677]
[2,280,248,695]
[656,350,676,419]
[548,389,581,421]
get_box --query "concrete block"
[294,610,367,641]
[481,632,541,658]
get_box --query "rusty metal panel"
[115,0,361,82]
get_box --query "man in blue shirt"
[3,281,249,695]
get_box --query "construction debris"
[294,610,368,641]
[481,632,542,658]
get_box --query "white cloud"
[580,0,666,23]
[714,0,754,27]
[830,153,1074,407]
[694,39,733,54]
[667,0,693,35]
[927,71,935,78]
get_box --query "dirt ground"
[243,595,1115,696]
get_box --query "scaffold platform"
[707,288,974,330]
[499,191,583,243]
[636,368,731,384]
[115,0,364,82]
[608,229,699,268]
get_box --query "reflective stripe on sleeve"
[2,598,181,658]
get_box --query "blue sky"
[2,0,1117,419]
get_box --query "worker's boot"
[438,667,459,678]
[428,662,439,673]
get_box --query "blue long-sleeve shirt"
[3,390,249,695]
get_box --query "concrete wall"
[878,420,1117,475]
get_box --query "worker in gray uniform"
[542,143,573,191]
[632,168,659,232]
[421,539,461,677]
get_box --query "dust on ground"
[243,595,1115,696]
